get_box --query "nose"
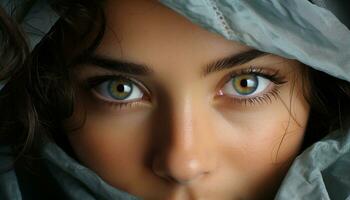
[152,97,217,184]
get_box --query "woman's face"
[67,0,310,199]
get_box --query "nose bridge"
[172,95,196,150]
[152,93,217,183]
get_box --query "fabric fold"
[42,142,140,200]
[159,0,350,82]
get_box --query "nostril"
[152,155,211,184]
[152,156,169,180]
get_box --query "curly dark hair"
[0,4,30,159]
[0,0,350,170]
[0,0,106,165]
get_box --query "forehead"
[97,0,250,71]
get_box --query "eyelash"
[84,66,287,109]
[226,87,281,106]
[221,66,287,106]
[85,75,151,109]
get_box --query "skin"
[66,0,310,199]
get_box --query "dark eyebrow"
[76,50,266,77]
[76,54,154,76]
[202,49,268,77]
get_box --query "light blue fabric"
[159,0,350,82]
[1,0,350,199]
[276,128,350,200]
[0,147,22,200]
[0,0,59,91]
[0,81,6,91]
[42,143,140,200]
[0,0,59,50]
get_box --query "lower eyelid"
[90,88,143,103]
[215,83,282,106]
[104,101,151,110]
[225,91,280,107]
[90,89,152,111]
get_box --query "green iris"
[108,79,133,100]
[232,74,258,95]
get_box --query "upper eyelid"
[86,66,284,96]
[215,66,285,93]
[202,50,268,77]
[228,66,275,75]
[88,74,152,97]
[227,67,286,83]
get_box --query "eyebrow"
[76,54,154,76]
[76,49,267,77]
[202,49,268,77]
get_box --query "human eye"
[217,67,287,105]
[86,75,150,108]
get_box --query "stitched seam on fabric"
[206,0,235,38]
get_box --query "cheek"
[243,118,306,164]
[215,89,309,196]
[218,113,306,175]
[66,110,153,189]
[218,79,309,166]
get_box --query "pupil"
[240,79,248,87]
[117,84,125,92]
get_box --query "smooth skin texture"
[66,0,310,199]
